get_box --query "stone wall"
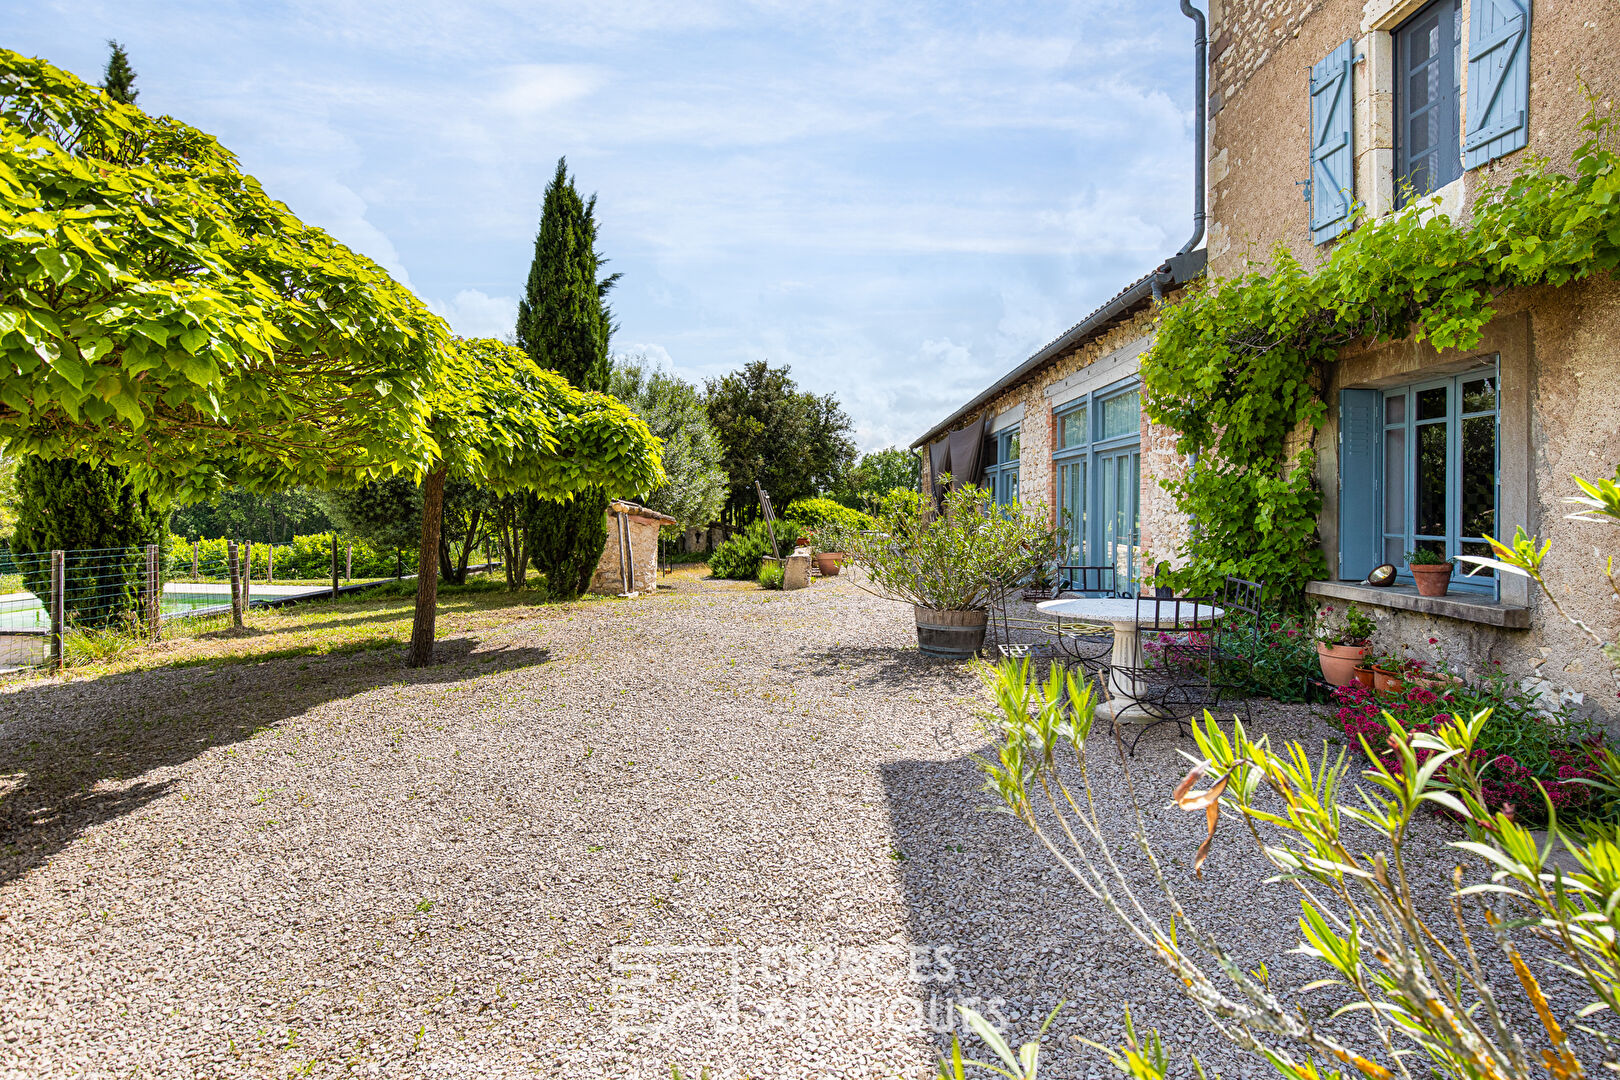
[1208,0,1620,720]
[1205,0,1620,277]
[916,293,1193,581]
[590,503,675,595]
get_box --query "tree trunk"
[409,467,447,668]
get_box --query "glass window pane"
[1408,107,1436,154]
[1460,540,1496,578]
[1460,414,1495,538]
[1385,537,1406,565]
[1100,391,1140,439]
[1461,376,1495,414]
[1060,406,1087,449]
[1416,385,1447,420]
[1004,430,1020,462]
[1416,421,1448,535]
[1384,426,1406,528]
[983,436,997,467]
[1385,392,1405,424]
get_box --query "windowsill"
[1305,579,1529,627]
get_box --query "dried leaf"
[1194,799,1220,878]
[1172,762,1207,804]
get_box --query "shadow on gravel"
[0,636,551,887]
[787,644,966,690]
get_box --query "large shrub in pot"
[828,482,1059,611]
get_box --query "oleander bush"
[978,657,1620,1080]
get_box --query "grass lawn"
[28,570,624,680]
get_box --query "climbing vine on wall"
[1142,108,1620,609]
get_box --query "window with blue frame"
[1338,365,1498,591]
[983,426,1020,507]
[1052,380,1142,592]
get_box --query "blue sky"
[6,1,1199,451]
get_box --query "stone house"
[590,501,676,596]
[1205,0,1620,717]
[911,251,1205,591]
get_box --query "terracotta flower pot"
[1372,667,1404,693]
[813,552,845,576]
[1316,642,1367,686]
[1352,665,1376,689]
[1410,563,1453,597]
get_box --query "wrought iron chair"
[1039,565,1118,673]
[1101,593,1254,755]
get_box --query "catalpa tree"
[0,50,443,497]
[409,337,662,665]
[0,52,664,665]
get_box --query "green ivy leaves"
[1142,109,1620,607]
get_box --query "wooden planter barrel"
[914,606,988,659]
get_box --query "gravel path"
[0,570,1593,1078]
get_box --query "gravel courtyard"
[0,570,1558,1079]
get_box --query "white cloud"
[491,64,603,116]
[10,0,1202,454]
[427,290,516,340]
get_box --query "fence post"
[268,545,275,584]
[396,549,403,579]
[227,540,243,629]
[49,549,65,672]
[346,541,352,581]
[243,540,253,608]
[331,535,339,601]
[191,539,199,580]
[145,543,160,642]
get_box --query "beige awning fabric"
[946,416,986,490]
[928,436,952,489]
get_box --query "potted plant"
[1314,603,1376,686]
[1406,546,1454,597]
[809,533,846,577]
[827,482,1060,659]
[1366,649,1407,693]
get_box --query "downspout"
[1176,0,1207,259]
[1157,0,1208,291]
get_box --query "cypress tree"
[14,458,163,627]
[516,158,618,598]
[101,40,138,105]
[514,157,617,393]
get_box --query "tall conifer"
[102,40,138,104]
[515,158,619,597]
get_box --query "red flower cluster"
[1330,684,1603,817]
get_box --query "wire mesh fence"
[0,538,509,678]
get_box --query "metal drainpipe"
[1177,0,1207,259]
[1159,0,1208,290]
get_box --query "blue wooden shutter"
[1463,0,1530,169]
[1338,389,1382,581]
[1309,40,1355,245]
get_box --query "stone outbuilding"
[590,501,676,596]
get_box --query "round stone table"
[1036,596,1224,721]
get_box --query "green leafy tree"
[100,40,137,105]
[0,50,448,499]
[14,42,151,568]
[169,487,334,543]
[405,338,663,662]
[703,361,856,524]
[318,475,491,585]
[12,457,163,626]
[608,354,726,532]
[832,446,921,509]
